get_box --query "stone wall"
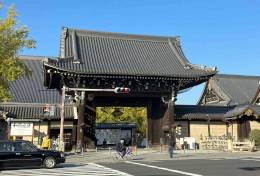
[250,120,260,130]
[210,121,226,136]
[190,121,208,143]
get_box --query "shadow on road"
[239,167,260,171]
[0,163,88,171]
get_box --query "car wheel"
[43,156,56,169]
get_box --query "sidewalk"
[65,148,260,164]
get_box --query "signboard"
[95,129,121,145]
[50,106,55,116]
[184,137,196,149]
[10,122,33,136]
[44,105,50,115]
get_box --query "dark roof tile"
[0,103,74,119]
[7,55,68,104]
[44,28,217,78]
[211,74,260,106]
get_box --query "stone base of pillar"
[71,145,76,153]
[199,140,202,150]
[89,141,96,149]
[250,140,255,152]
[228,139,232,152]
[147,140,152,148]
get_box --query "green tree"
[96,107,147,136]
[0,1,36,102]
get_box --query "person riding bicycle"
[116,140,127,157]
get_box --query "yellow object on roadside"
[42,137,51,149]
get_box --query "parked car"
[0,140,65,169]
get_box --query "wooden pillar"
[59,85,65,151]
[77,91,85,150]
[84,97,97,149]
[71,120,77,152]
[146,101,153,148]
[207,120,211,136]
[48,120,51,136]
[226,122,228,136]
[188,120,190,137]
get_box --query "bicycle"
[112,148,135,161]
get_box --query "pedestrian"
[50,136,58,150]
[103,138,107,148]
[167,133,175,158]
[42,135,51,150]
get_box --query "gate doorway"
[237,118,251,142]
[50,129,73,151]
[95,107,147,147]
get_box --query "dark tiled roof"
[44,27,217,78]
[8,55,65,104]
[0,103,74,119]
[96,122,137,129]
[223,104,260,118]
[175,104,260,120]
[209,74,260,106]
[175,105,230,120]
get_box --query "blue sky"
[1,0,260,104]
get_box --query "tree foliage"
[249,129,260,145]
[0,1,36,102]
[96,107,147,136]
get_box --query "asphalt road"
[101,157,260,176]
[2,150,260,176]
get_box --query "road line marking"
[125,161,203,176]
[89,163,134,176]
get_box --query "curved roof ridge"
[186,62,217,71]
[17,55,51,60]
[64,27,179,42]
[176,104,230,109]
[44,27,218,79]
[215,74,260,79]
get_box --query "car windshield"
[29,142,39,149]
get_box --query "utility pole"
[60,85,66,151]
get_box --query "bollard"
[148,146,149,152]
[96,147,98,153]
[196,145,197,153]
[81,147,84,157]
[109,147,111,156]
[135,146,137,156]
[160,146,162,155]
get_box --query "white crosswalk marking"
[0,163,131,176]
